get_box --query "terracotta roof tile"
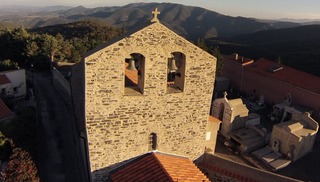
[0,74,11,85]
[0,99,14,121]
[125,63,138,86]
[209,115,221,123]
[247,58,320,94]
[111,152,172,182]
[111,152,209,182]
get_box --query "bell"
[127,58,137,71]
[168,55,178,72]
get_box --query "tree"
[41,34,61,63]
[211,46,224,76]
[0,132,12,161]
[0,27,29,67]
[1,147,39,182]
[194,39,223,76]
[194,38,208,51]
[0,59,19,71]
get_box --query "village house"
[71,8,218,181]
[0,69,26,102]
[222,54,320,122]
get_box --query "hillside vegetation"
[0,3,300,40]
[0,3,319,76]
[208,25,320,76]
[0,20,125,70]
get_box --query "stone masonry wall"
[84,22,216,180]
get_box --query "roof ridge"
[154,151,189,159]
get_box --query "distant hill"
[62,3,301,39]
[1,3,319,76]
[209,25,320,76]
[0,3,301,40]
[29,20,124,40]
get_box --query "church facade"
[73,9,217,181]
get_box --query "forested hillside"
[208,25,320,76]
[0,20,125,70]
[0,3,300,40]
[0,3,319,76]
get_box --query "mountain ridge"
[208,24,320,77]
[0,2,303,40]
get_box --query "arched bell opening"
[167,52,186,93]
[124,53,145,95]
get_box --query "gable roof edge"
[84,21,216,61]
[84,21,154,58]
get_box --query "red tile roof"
[125,63,138,86]
[0,99,14,121]
[223,53,254,65]
[247,58,320,94]
[0,74,11,85]
[209,115,221,123]
[111,152,210,182]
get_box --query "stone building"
[0,69,27,101]
[222,54,320,122]
[270,112,318,162]
[253,112,318,171]
[211,92,249,137]
[71,9,216,181]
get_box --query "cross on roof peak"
[151,8,160,23]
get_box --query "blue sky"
[1,0,320,20]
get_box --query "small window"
[13,87,18,93]
[1,88,5,94]
[124,53,145,95]
[167,52,186,93]
[149,133,157,151]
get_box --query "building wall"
[52,67,71,106]
[83,22,216,180]
[1,69,26,98]
[223,59,320,122]
[270,113,318,161]
[211,98,232,137]
[242,68,320,121]
[0,83,11,95]
[199,153,302,182]
[211,97,249,137]
[222,59,243,91]
[205,120,220,152]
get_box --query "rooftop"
[275,120,318,138]
[0,99,14,121]
[246,58,320,94]
[110,152,209,182]
[209,115,221,123]
[0,74,11,85]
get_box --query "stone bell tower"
[75,8,217,181]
